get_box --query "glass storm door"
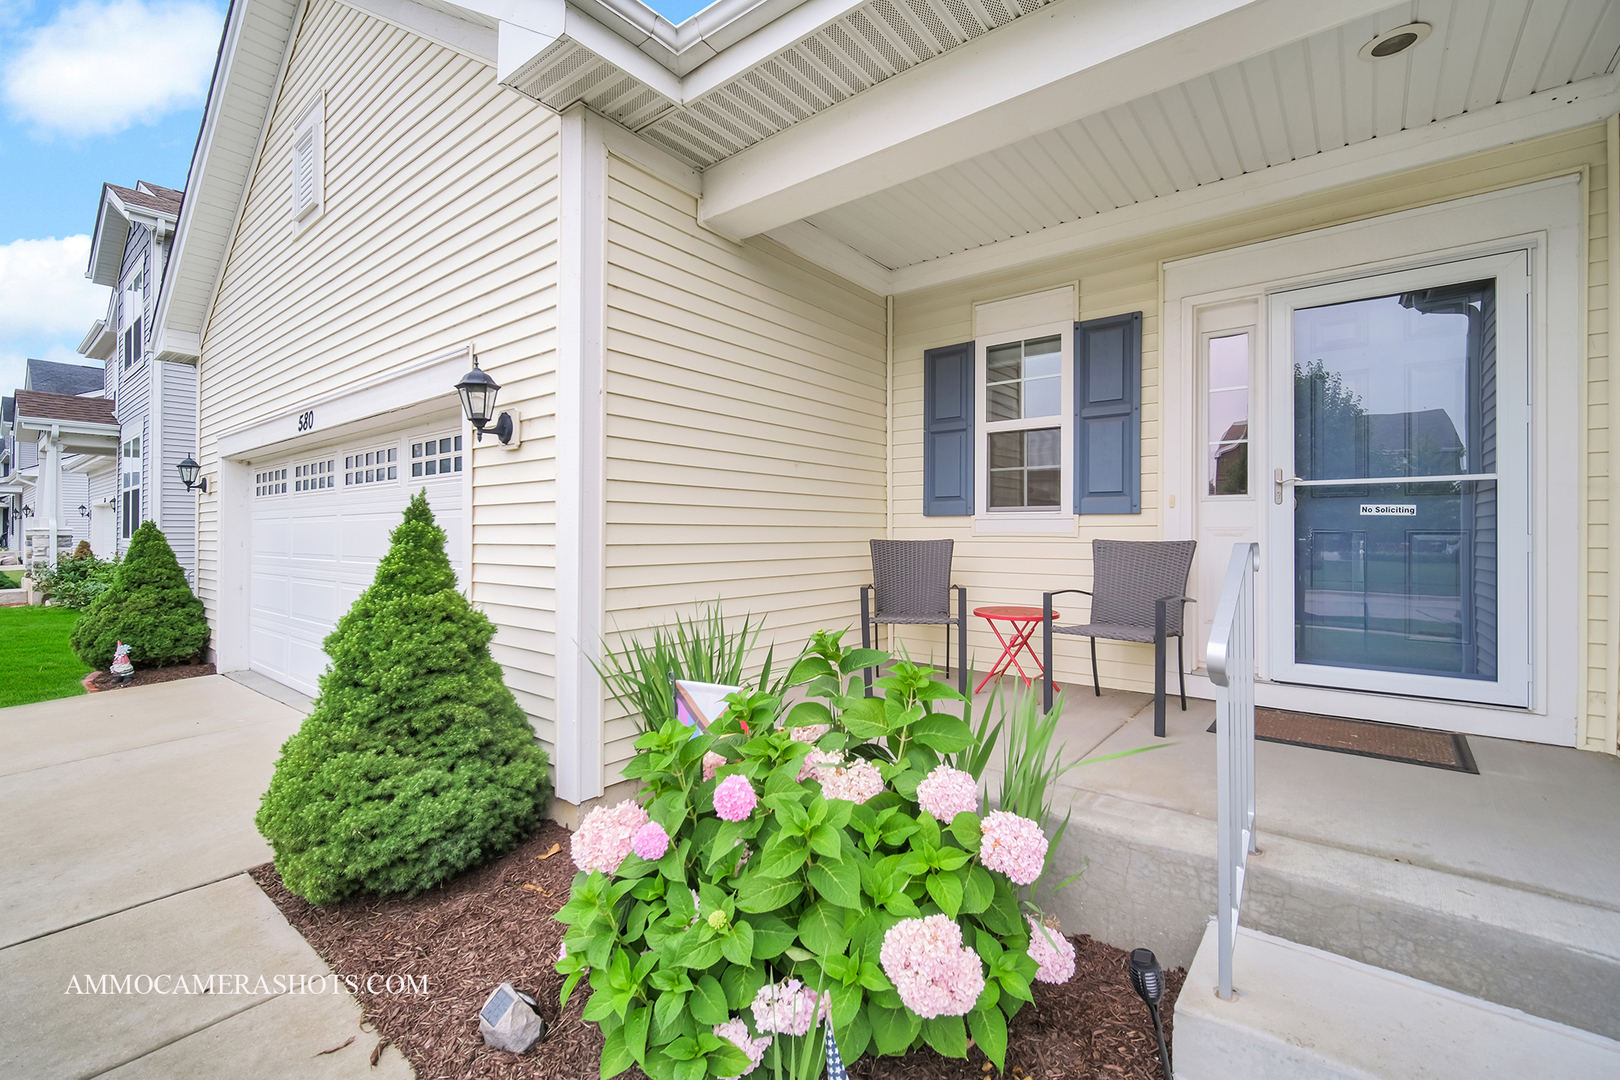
[1267,253,1531,707]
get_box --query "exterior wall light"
[21,505,33,517]
[78,505,90,518]
[177,454,208,492]
[455,356,520,448]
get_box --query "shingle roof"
[14,390,118,427]
[24,359,105,397]
[2,396,13,425]
[111,182,183,216]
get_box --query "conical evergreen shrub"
[70,521,208,669]
[256,491,552,904]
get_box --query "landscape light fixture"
[1358,22,1430,61]
[455,356,519,447]
[1128,948,1172,1079]
[176,454,208,493]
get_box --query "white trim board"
[217,345,471,458]
[1162,176,1583,745]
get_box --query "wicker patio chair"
[1042,539,1197,737]
[860,539,967,695]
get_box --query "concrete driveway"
[0,675,415,1079]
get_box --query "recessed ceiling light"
[1358,22,1431,62]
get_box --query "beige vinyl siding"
[892,123,1610,747]
[602,155,887,778]
[194,0,561,742]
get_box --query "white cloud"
[4,0,223,138]
[0,235,104,339]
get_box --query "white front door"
[1264,251,1532,708]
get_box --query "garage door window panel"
[345,447,397,486]
[411,434,463,477]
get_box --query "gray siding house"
[77,182,198,570]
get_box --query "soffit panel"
[802,0,1620,270]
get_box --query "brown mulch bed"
[88,662,215,691]
[251,822,1184,1080]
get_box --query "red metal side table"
[972,605,1056,694]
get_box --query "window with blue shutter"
[923,341,974,516]
[1074,312,1142,515]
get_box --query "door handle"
[1274,469,1303,505]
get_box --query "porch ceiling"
[797,0,1620,273]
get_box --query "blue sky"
[646,0,714,22]
[0,0,225,398]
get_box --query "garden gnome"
[110,642,134,685]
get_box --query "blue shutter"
[1075,312,1142,515]
[923,341,974,516]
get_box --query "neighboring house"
[0,395,16,549]
[8,390,119,564]
[153,0,1620,816]
[77,181,197,572]
[0,359,109,559]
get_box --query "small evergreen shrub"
[256,491,552,905]
[70,522,205,667]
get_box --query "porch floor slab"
[971,677,1620,1040]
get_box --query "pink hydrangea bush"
[702,750,728,782]
[713,1018,771,1078]
[797,748,842,783]
[915,764,978,820]
[790,723,831,743]
[750,978,827,1036]
[714,774,758,821]
[1025,915,1076,984]
[878,915,986,1018]
[630,820,670,861]
[980,810,1048,885]
[570,799,647,875]
[818,758,884,804]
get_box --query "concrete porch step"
[1045,784,1620,1042]
[1174,921,1620,1079]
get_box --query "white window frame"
[1201,325,1255,501]
[290,94,324,232]
[120,266,143,371]
[972,285,1077,533]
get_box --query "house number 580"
[297,410,315,432]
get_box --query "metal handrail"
[1207,542,1258,1001]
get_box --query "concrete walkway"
[0,676,414,1079]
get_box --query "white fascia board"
[154,328,202,364]
[698,0,1398,239]
[337,0,498,61]
[86,186,131,286]
[494,3,682,99]
[886,70,1620,294]
[78,320,114,360]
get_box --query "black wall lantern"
[78,504,90,518]
[177,454,208,492]
[455,356,519,447]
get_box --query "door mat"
[1208,708,1478,773]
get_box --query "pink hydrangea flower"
[1025,915,1076,984]
[570,799,648,875]
[916,765,978,820]
[557,941,566,961]
[790,723,831,743]
[980,810,1048,886]
[798,748,842,783]
[879,915,985,1018]
[702,751,728,782]
[819,758,884,804]
[631,820,670,861]
[713,1018,771,1078]
[750,979,826,1036]
[714,774,758,822]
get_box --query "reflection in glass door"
[1291,281,1497,681]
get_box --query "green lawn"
[0,607,90,707]
[1,569,21,587]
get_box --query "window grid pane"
[1207,333,1250,496]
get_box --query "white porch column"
[552,105,608,805]
[41,429,61,564]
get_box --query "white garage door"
[250,422,467,696]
